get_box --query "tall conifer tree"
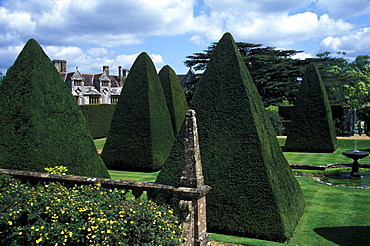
[101,53,174,171]
[157,33,305,242]
[285,63,338,152]
[0,39,109,178]
[158,65,188,135]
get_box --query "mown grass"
[95,138,370,245]
[278,138,370,166]
[93,138,106,149]
[108,170,159,182]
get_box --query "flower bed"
[0,174,181,245]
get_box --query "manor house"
[53,60,128,105]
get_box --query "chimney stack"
[103,66,109,75]
[118,66,122,77]
[53,60,67,73]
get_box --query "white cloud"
[192,8,353,47]
[149,54,165,68]
[203,0,314,14]
[292,52,314,60]
[316,0,370,19]
[0,0,196,47]
[0,0,369,74]
[319,27,370,56]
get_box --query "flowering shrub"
[0,175,182,245]
[44,165,69,175]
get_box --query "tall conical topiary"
[0,39,109,178]
[158,65,188,135]
[101,53,174,172]
[156,33,305,242]
[285,63,338,152]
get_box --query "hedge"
[101,52,174,172]
[158,65,188,136]
[0,39,109,178]
[156,33,305,242]
[80,104,116,139]
[279,105,345,136]
[284,63,338,152]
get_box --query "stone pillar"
[180,109,210,246]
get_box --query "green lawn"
[95,138,370,245]
[93,138,106,149]
[108,170,159,182]
[278,138,370,166]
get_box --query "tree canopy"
[184,43,370,107]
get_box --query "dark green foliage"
[158,65,188,135]
[0,72,4,86]
[101,53,174,172]
[0,175,181,245]
[280,105,346,136]
[80,104,116,139]
[0,39,109,178]
[285,63,338,152]
[266,107,284,136]
[157,33,305,242]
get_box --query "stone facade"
[53,60,128,105]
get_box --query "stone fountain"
[342,107,369,178]
[342,150,369,178]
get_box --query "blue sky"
[1,0,370,75]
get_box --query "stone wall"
[0,109,211,246]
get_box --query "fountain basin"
[342,150,369,160]
[342,150,369,178]
[321,170,370,187]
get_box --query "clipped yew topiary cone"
[158,65,188,135]
[156,33,305,242]
[0,39,109,178]
[285,63,338,152]
[101,53,174,172]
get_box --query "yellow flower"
[7,221,12,225]
[36,237,43,244]
[107,229,111,233]
[18,232,22,235]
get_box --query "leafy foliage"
[0,72,4,86]
[158,33,305,242]
[284,63,338,152]
[80,104,116,139]
[0,175,181,246]
[0,39,109,178]
[44,165,69,175]
[101,53,174,171]
[265,106,284,136]
[158,65,188,135]
[185,42,303,106]
[184,42,364,107]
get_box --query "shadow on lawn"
[314,226,370,246]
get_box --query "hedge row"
[101,53,174,172]
[157,33,305,242]
[80,104,116,139]
[0,39,109,178]
[284,63,338,152]
[158,65,188,136]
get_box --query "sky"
[1,0,370,75]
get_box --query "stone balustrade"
[0,109,211,246]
